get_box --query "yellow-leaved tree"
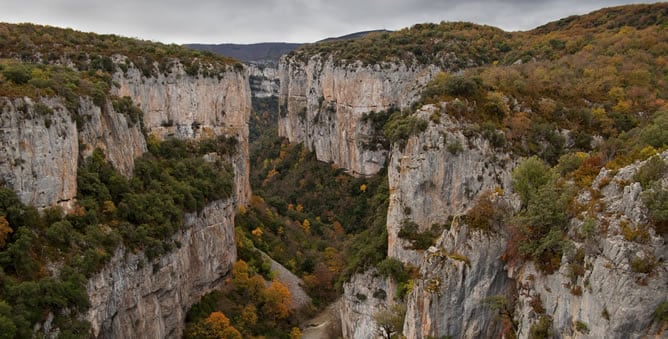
[0,216,12,248]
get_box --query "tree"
[239,304,257,329]
[289,327,302,339]
[203,312,242,339]
[0,301,16,339]
[374,303,406,339]
[262,281,292,321]
[0,216,12,248]
[511,156,552,208]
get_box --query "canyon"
[1,3,667,338]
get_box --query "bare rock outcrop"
[278,56,438,176]
[85,199,237,339]
[404,225,513,338]
[511,153,668,338]
[0,58,252,338]
[340,270,392,339]
[113,61,251,205]
[247,62,280,98]
[387,105,514,266]
[0,97,144,210]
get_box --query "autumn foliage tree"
[262,281,292,322]
[186,312,242,339]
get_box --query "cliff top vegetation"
[0,22,242,77]
[288,3,667,70]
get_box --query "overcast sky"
[0,0,655,44]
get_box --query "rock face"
[385,105,515,338]
[340,270,392,339]
[85,199,237,339]
[334,102,666,338]
[247,62,280,98]
[403,225,512,339]
[113,61,251,205]
[0,59,251,338]
[510,154,668,338]
[396,137,667,338]
[0,61,251,208]
[278,55,439,176]
[0,97,144,210]
[78,97,147,177]
[387,105,514,266]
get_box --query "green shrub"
[112,96,143,125]
[2,64,31,84]
[655,301,668,324]
[575,320,589,334]
[640,111,668,148]
[397,220,442,250]
[376,258,409,283]
[33,103,53,116]
[512,156,553,208]
[556,153,585,176]
[642,187,668,235]
[630,255,657,274]
[383,111,428,148]
[634,156,666,189]
[529,316,552,339]
[441,75,483,98]
[447,140,464,155]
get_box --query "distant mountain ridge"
[185,42,302,62]
[185,30,392,62]
[317,29,391,43]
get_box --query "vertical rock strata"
[113,62,251,206]
[0,60,251,338]
[278,56,438,176]
[85,200,237,338]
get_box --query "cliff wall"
[278,56,438,176]
[85,199,237,338]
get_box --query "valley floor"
[301,299,342,339]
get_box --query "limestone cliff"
[510,154,668,338]
[403,225,512,338]
[0,97,145,210]
[401,137,667,338]
[386,105,515,338]
[340,270,392,339]
[247,61,280,98]
[0,56,251,338]
[387,105,514,266]
[0,60,251,209]
[278,55,438,176]
[340,105,515,337]
[85,199,237,338]
[112,60,251,205]
[337,103,666,338]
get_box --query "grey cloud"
[0,0,652,43]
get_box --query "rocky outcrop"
[0,58,252,338]
[278,56,438,176]
[340,270,392,339]
[78,97,147,177]
[0,97,144,210]
[403,224,513,338]
[85,199,237,338]
[339,103,667,339]
[387,105,514,266]
[511,153,668,338]
[247,62,280,98]
[402,147,668,339]
[0,61,252,209]
[112,61,251,205]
